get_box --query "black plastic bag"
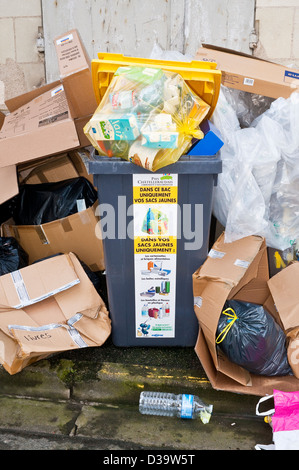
[0,237,28,276]
[14,177,98,225]
[216,299,292,376]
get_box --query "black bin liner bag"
[14,177,98,225]
[0,237,28,276]
[216,299,292,376]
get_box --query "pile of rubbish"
[213,86,299,256]
[84,65,210,171]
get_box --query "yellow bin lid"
[91,52,221,120]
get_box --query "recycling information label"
[133,174,178,339]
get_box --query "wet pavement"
[0,337,274,452]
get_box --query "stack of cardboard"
[0,30,110,374]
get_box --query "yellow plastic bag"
[84,66,210,171]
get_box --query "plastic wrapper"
[0,237,28,276]
[14,177,98,225]
[212,87,299,252]
[216,300,292,376]
[84,66,210,171]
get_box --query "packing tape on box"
[35,225,49,245]
[8,312,89,349]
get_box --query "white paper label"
[133,174,178,338]
[243,77,254,86]
[56,33,74,45]
[234,259,250,268]
[208,249,226,259]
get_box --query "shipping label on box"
[0,85,69,139]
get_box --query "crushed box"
[1,203,105,272]
[193,232,299,396]
[0,252,111,375]
[195,45,299,99]
[0,29,97,204]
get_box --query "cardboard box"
[195,45,299,99]
[0,252,111,374]
[2,203,105,272]
[193,232,299,396]
[18,153,79,185]
[0,29,97,204]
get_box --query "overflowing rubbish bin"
[87,53,222,346]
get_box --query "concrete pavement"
[0,338,273,451]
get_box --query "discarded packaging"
[14,177,97,225]
[2,198,105,273]
[139,391,213,423]
[212,87,299,255]
[0,29,97,205]
[193,232,299,396]
[196,45,299,99]
[0,252,111,375]
[84,65,210,171]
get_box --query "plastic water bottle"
[139,391,213,423]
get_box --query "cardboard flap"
[5,81,61,112]
[199,233,265,282]
[268,262,299,330]
[0,254,79,310]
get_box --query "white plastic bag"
[212,87,299,252]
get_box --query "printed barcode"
[243,77,254,86]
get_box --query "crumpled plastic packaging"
[212,87,299,252]
[84,65,210,171]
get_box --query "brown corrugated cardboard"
[54,30,97,119]
[0,252,111,374]
[0,29,97,203]
[69,147,95,187]
[193,232,299,396]
[195,45,299,99]
[18,154,79,185]
[0,166,18,204]
[2,203,105,272]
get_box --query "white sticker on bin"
[234,259,250,268]
[208,249,226,259]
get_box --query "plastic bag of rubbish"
[0,237,28,276]
[14,177,98,225]
[84,65,210,171]
[212,88,299,252]
[216,300,292,376]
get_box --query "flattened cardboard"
[193,232,299,396]
[195,45,299,99]
[0,252,111,375]
[2,203,105,272]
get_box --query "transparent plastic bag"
[84,66,210,171]
[212,87,299,252]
